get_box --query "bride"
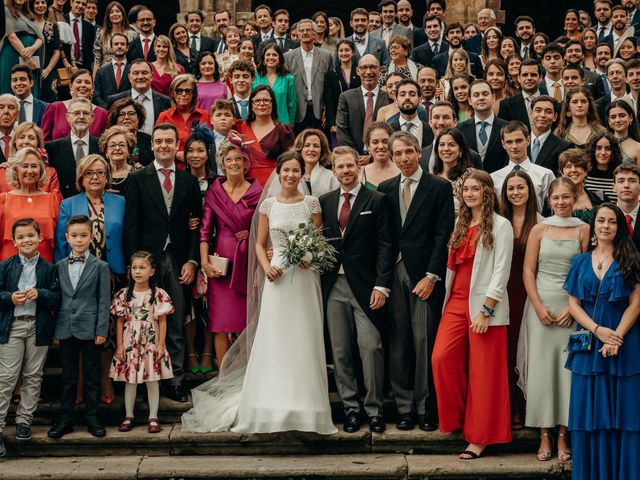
[182,151,337,434]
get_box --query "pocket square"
[360,211,372,215]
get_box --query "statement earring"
[591,233,598,247]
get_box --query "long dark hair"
[246,85,279,124]
[126,251,157,304]
[588,130,622,176]
[589,203,640,286]
[196,51,221,81]
[556,87,600,138]
[256,43,288,77]
[446,73,471,117]
[605,99,640,142]
[500,170,539,249]
[432,127,473,181]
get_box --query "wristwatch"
[425,273,439,283]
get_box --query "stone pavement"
[1,453,569,479]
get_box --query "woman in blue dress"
[564,202,640,480]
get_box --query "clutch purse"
[566,330,592,352]
[56,66,78,87]
[208,254,229,277]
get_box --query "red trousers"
[432,295,512,445]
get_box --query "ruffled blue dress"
[564,253,640,480]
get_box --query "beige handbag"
[208,254,229,276]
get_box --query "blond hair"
[75,154,112,192]
[6,148,47,188]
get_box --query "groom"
[320,146,394,433]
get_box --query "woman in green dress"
[252,43,297,126]
[0,0,45,96]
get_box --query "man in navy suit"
[624,0,640,26]
[614,163,640,251]
[529,95,571,175]
[410,15,447,67]
[432,23,484,79]
[127,8,156,62]
[92,33,131,109]
[514,16,535,59]
[345,8,389,67]
[498,59,543,129]
[185,10,216,56]
[258,9,299,58]
[389,79,434,149]
[65,0,96,71]
[9,65,47,128]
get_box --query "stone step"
[0,453,571,479]
[1,424,540,457]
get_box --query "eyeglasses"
[107,142,127,150]
[358,65,380,70]
[252,98,272,105]
[138,18,154,23]
[69,110,92,117]
[83,170,107,178]
[117,111,137,119]
[175,88,194,95]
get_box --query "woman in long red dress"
[432,170,513,459]
[234,85,295,186]
[499,170,541,430]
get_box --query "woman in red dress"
[499,170,541,430]
[432,170,513,459]
[234,85,295,186]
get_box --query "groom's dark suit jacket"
[319,186,394,331]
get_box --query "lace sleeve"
[259,198,274,215]
[305,196,322,215]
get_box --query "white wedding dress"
[181,196,337,434]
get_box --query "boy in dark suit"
[0,219,60,456]
[48,216,110,439]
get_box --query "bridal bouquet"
[275,223,337,274]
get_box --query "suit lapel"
[170,170,188,219]
[74,255,96,293]
[402,173,432,233]
[463,122,478,150]
[58,259,73,291]
[536,134,555,165]
[516,96,530,127]
[310,48,321,84]
[142,165,169,219]
[324,189,341,238]
[387,176,402,232]
[486,120,501,154]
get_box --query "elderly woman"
[215,26,242,75]
[199,138,262,370]
[380,35,422,85]
[156,73,211,167]
[0,147,60,261]
[41,69,110,141]
[0,0,45,95]
[108,97,152,166]
[235,84,295,185]
[99,126,135,196]
[0,122,59,193]
[54,153,125,404]
[151,35,185,97]
[294,128,338,197]
[361,122,399,190]
[253,44,297,126]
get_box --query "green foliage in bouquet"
[274,223,338,274]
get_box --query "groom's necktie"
[339,192,352,232]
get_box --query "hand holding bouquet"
[275,223,337,274]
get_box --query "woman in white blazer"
[294,128,339,197]
[432,169,513,460]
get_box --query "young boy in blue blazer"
[0,218,61,456]
[48,215,110,440]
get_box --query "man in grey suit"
[371,0,412,47]
[48,216,110,439]
[345,8,389,67]
[284,19,333,133]
[336,55,389,155]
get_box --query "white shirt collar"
[532,129,552,145]
[361,86,379,97]
[399,115,419,126]
[474,113,495,126]
[132,88,152,100]
[70,132,90,145]
[18,252,39,265]
[112,58,126,67]
[234,94,249,103]
[154,160,175,172]
[619,201,640,219]
[341,183,362,197]
[508,157,532,170]
[139,33,154,42]
[401,168,423,183]
[69,12,81,22]
[22,94,33,104]
[522,90,540,101]
[190,32,201,39]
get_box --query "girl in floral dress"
[109,251,174,433]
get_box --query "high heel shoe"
[557,433,572,462]
[536,432,554,461]
[199,353,214,374]
[186,353,200,374]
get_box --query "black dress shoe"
[396,413,415,430]
[164,385,188,403]
[368,416,386,433]
[87,423,106,438]
[48,422,73,439]
[343,411,361,433]
[417,414,438,432]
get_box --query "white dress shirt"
[302,48,314,100]
[618,201,639,226]
[399,168,422,208]
[133,88,154,135]
[18,94,34,123]
[261,29,274,42]
[522,90,540,113]
[70,132,90,160]
[190,32,201,51]
[68,250,89,290]
[544,77,564,101]
[597,22,613,38]
[399,115,423,147]
[354,33,369,57]
[491,158,556,210]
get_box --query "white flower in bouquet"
[274,222,337,273]
[302,252,313,263]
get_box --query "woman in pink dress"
[151,35,184,96]
[196,52,228,113]
[234,85,294,186]
[41,69,110,141]
[199,135,262,369]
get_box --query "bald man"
[336,54,389,155]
